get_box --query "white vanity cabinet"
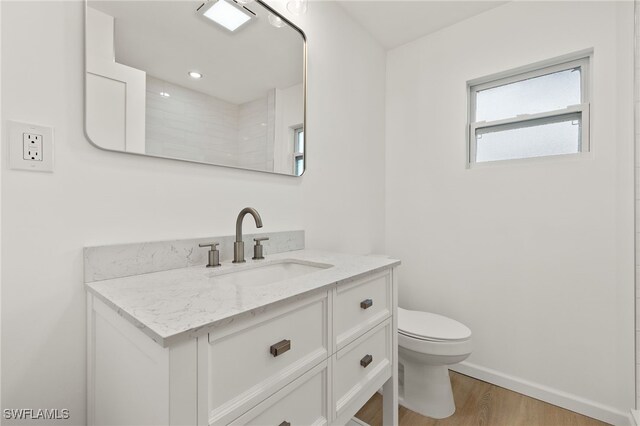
[87,261,398,426]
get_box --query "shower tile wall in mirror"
[85,0,306,176]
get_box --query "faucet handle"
[199,242,219,249]
[252,237,269,260]
[199,242,221,268]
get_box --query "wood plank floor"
[355,371,609,426]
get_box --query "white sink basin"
[210,260,332,287]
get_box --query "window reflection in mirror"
[294,127,304,176]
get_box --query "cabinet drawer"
[229,361,328,426]
[334,271,391,350]
[205,293,329,425]
[333,318,392,422]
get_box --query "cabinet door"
[229,361,328,426]
[333,271,391,351]
[201,292,329,425]
[332,319,392,424]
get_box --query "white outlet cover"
[8,120,54,172]
[23,133,43,161]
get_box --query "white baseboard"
[347,418,370,426]
[450,361,631,426]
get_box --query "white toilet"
[398,307,472,419]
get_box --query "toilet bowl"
[398,308,472,419]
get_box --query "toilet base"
[400,358,456,419]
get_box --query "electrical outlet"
[8,120,54,172]
[23,133,43,161]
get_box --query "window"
[293,127,304,176]
[468,55,590,164]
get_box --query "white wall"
[385,1,634,423]
[237,94,272,170]
[86,7,146,154]
[635,0,640,411]
[145,75,241,165]
[1,0,4,416]
[0,1,386,424]
[274,83,304,174]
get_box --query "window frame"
[293,126,304,176]
[467,54,591,166]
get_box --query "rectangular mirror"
[85,0,306,176]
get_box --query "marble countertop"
[86,249,400,347]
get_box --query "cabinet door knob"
[270,339,291,357]
[360,354,373,368]
[360,299,373,310]
[279,422,291,426]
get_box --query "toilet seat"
[398,308,471,342]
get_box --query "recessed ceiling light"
[200,0,252,32]
[268,13,286,28]
[160,92,170,97]
[286,0,307,15]
[188,71,203,79]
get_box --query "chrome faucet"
[233,207,263,263]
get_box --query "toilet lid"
[398,308,471,341]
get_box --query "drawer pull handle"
[270,339,291,357]
[360,354,373,368]
[279,422,291,426]
[360,299,373,310]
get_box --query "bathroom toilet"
[398,308,472,419]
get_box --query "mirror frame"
[83,0,307,176]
